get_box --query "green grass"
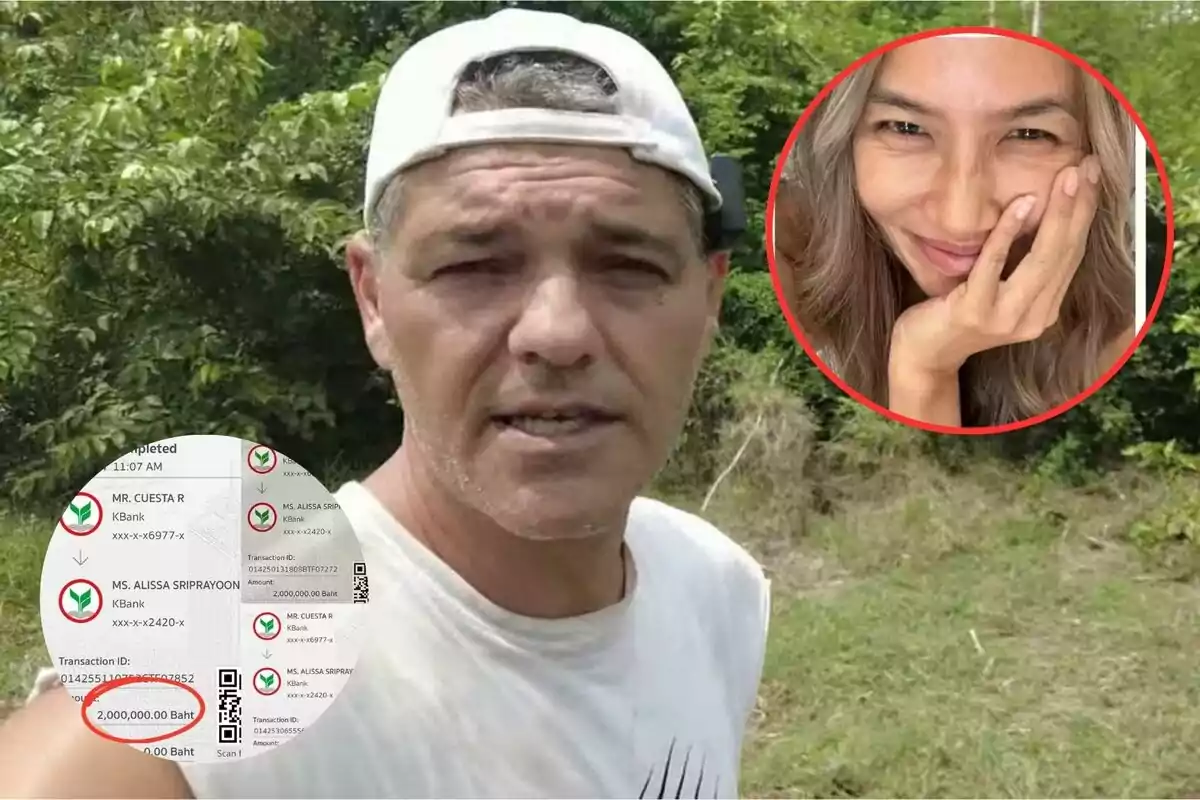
[2,462,1198,797]
[0,506,51,712]
[744,546,1199,797]
[693,461,1200,798]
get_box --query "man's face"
[348,144,726,537]
[852,36,1085,298]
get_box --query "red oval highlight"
[80,675,206,744]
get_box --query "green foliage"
[2,0,1200,509]
[1031,433,1100,486]
[822,399,928,475]
[1123,440,1200,474]
[1127,480,1200,581]
[721,271,793,352]
[0,2,400,504]
[721,270,844,426]
[659,341,741,492]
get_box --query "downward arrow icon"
[262,650,272,659]
[72,550,88,566]
[257,482,266,494]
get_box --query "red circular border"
[80,675,206,744]
[57,578,103,624]
[253,667,281,696]
[247,501,278,532]
[764,25,1176,436]
[246,444,278,474]
[58,491,104,536]
[253,611,281,641]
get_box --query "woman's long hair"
[775,53,1135,426]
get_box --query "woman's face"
[852,36,1087,298]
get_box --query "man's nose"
[930,150,1001,242]
[508,273,600,369]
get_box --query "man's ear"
[705,249,730,331]
[701,250,730,353]
[345,231,394,371]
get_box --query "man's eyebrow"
[411,218,685,260]
[419,222,510,248]
[590,220,682,260]
[867,88,1077,120]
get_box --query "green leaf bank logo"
[60,492,103,535]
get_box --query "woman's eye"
[1008,128,1059,143]
[879,120,924,137]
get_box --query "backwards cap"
[362,8,721,226]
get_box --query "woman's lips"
[913,235,984,278]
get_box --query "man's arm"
[0,684,193,799]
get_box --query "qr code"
[217,668,242,744]
[352,561,368,603]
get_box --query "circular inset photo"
[767,26,1173,434]
[39,434,370,763]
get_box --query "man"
[0,9,770,798]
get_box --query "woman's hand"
[887,157,1101,425]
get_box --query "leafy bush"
[2,1,1200,510]
[658,340,742,493]
[0,7,400,507]
[1126,481,1200,581]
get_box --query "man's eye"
[878,120,925,137]
[604,257,670,282]
[433,259,509,278]
[1008,128,1059,143]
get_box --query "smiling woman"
[774,31,1138,430]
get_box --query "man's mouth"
[492,407,621,438]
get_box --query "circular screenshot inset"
[39,434,370,763]
[768,26,1173,434]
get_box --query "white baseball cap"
[362,7,721,227]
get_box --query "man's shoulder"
[628,496,771,714]
[628,496,765,584]
[333,480,366,507]
[331,481,387,539]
